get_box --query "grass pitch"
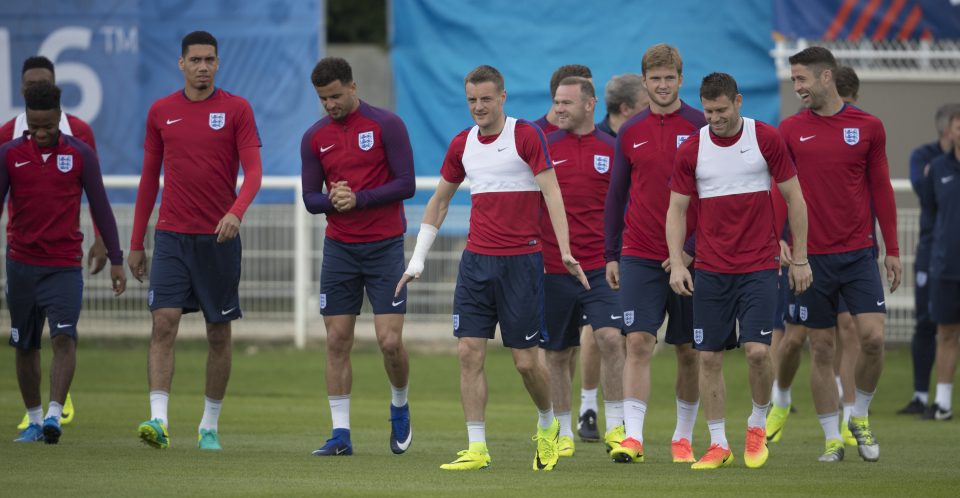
[1,339,957,496]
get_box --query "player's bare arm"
[395,178,459,296]
[777,176,812,294]
[536,168,589,290]
[128,250,147,282]
[665,191,694,296]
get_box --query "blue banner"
[0,0,321,198]
[774,0,960,40]
[391,0,780,184]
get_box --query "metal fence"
[0,176,924,347]
[771,38,960,80]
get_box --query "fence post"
[293,182,310,349]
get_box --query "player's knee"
[744,346,769,368]
[50,334,76,353]
[675,345,698,368]
[809,336,836,364]
[457,341,484,370]
[377,333,405,357]
[151,314,180,343]
[625,334,655,360]
[512,352,540,377]
[859,331,884,356]
[699,351,723,371]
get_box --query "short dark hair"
[550,64,592,97]
[24,81,60,111]
[465,65,504,92]
[604,74,645,115]
[181,31,218,56]
[557,76,595,100]
[788,46,838,76]
[700,72,739,102]
[311,57,354,87]
[835,66,860,101]
[22,56,55,77]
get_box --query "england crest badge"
[676,134,690,148]
[624,310,635,327]
[57,154,73,173]
[594,155,610,174]
[694,328,704,345]
[453,314,460,331]
[799,306,808,321]
[319,293,327,310]
[209,112,226,130]
[358,131,374,151]
[843,128,859,145]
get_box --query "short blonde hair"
[642,44,683,76]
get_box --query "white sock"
[557,411,574,438]
[673,398,699,442]
[467,421,486,445]
[772,385,792,408]
[199,397,222,431]
[935,383,953,411]
[27,406,43,426]
[624,397,647,443]
[604,400,624,430]
[580,388,598,415]
[748,400,770,429]
[819,411,842,441]
[329,394,350,430]
[391,384,408,408]
[149,390,169,427]
[852,388,874,418]
[842,403,853,426]
[914,390,929,404]
[538,407,555,430]
[45,401,63,422]
[707,418,728,449]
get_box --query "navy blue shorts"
[540,268,622,351]
[6,259,83,350]
[149,230,242,323]
[693,269,777,352]
[773,270,790,330]
[785,248,885,328]
[619,256,693,344]
[916,268,932,324]
[320,236,406,315]
[930,278,960,324]
[453,250,545,349]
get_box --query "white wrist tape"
[405,223,438,276]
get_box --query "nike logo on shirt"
[320,144,335,153]
[552,159,568,165]
[633,141,648,148]
[525,331,539,341]
[14,161,30,168]
[740,148,752,154]
[497,147,509,152]
[799,135,816,142]
[221,307,237,315]
[166,118,182,125]
[942,175,955,184]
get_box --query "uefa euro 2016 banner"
[774,0,960,40]
[391,0,780,179]
[0,0,320,182]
